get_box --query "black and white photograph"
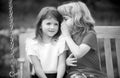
[0,0,120,78]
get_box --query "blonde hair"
[57,1,95,29]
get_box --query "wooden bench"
[18,26,120,78]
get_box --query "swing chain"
[8,0,17,77]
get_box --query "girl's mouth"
[48,29,55,32]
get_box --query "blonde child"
[57,1,107,78]
[25,7,66,78]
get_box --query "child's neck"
[42,35,53,44]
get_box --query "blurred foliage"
[0,0,120,30]
[0,0,8,13]
[0,0,120,14]
[0,29,25,78]
[0,35,18,77]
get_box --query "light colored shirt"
[25,36,66,73]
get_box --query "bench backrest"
[19,26,120,78]
[94,26,120,78]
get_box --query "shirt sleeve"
[25,38,37,63]
[58,36,68,56]
[82,31,97,51]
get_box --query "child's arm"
[64,31,97,59]
[61,22,91,59]
[57,52,66,78]
[30,55,47,78]
[65,36,90,58]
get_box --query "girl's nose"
[49,25,55,29]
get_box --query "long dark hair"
[35,6,63,40]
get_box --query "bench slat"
[19,34,31,78]
[94,26,120,35]
[97,34,120,38]
[19,33,35,78]
[115,39,120,77]
[104,38,114,78]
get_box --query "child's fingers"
[69,63,77,66]
[71,57,77,61]
[69,58,77,66]
[71,60,77,63]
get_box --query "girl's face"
[62,16,74,32]
[41,17,59,38]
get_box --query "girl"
[25,7,66,78]
[57,1,107,78]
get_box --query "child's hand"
[61,22,71,37]
[66,54,77,66]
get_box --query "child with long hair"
[25,6,66,78]
[57,1,107,78]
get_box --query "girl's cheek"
[68,20,74,27]
[69,19,74,25]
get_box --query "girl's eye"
[54,23,58,26]
[46,22,51,25]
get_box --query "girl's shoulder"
[83,30,97,39]
[26,38,38,45]
[56,35,66,44]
